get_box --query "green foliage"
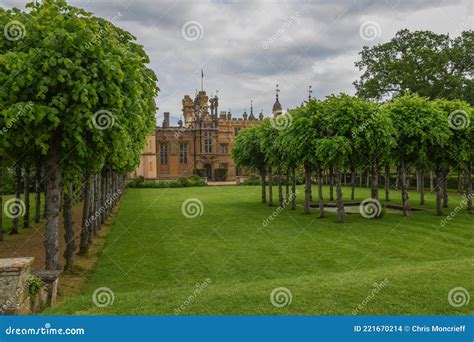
[193,169,206,177]
[28,275,43,304]
[384,93,452,169]
[127,176,205,189]
[231,124,266,171]
[355,29,473,104]
[0,0,158,186]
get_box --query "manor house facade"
[131,88,283,181]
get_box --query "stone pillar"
[0,258,34,315]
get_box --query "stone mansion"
[131,87,283,181]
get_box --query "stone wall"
[0,258,59,315]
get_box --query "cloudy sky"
[3,0,473,125]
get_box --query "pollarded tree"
[436,99,473,214]
[349,100,395,201]
[0,0,158,270]
[384,94,451,216]
[231,124,267,203]
[280,103,324,215]
[276,111,303,211]
[258,119,284,207]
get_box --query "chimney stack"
[163,112,170,128]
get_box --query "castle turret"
[273,84,282,116]
[248,100,256,120]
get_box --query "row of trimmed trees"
[232,93,473,222]
[0,1,158,270]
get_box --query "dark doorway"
[204,164,212,180]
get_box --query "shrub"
[193,168,205,177]
[127,176,205,189]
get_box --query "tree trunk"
[335,166,345,223]
[63,184,75,270]
[371,161,379,200]
[277,169,284,208]
[419,170,425,205]
[43,164,48,219]
[34,158,41,223]
[435,171,443,216]
[329,168,334,202]
[457,169,462,192]
[350,171,356,201]
[285,169,290,203]
[101,170,107,223]
[416,170,420,192]
[442,172,449,208]
[268,167,273,206]
[78,177,91,255]
[10,164,22,235]
[430,172,434,192]
[23,165,30,228]
[466,164,472,214]
[359,171,363,187]
[317,165,325,218]
[400,157,411,217]
[384,163,390,202]
[96,173,102,231]
[304,165,311,214]
[291,167,296,210]
[395,165,399,190]
[44,143,63,270]
[88,176,95,245]
[260,167,266,204]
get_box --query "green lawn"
[46,185,473,315]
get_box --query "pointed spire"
[308,85,313,100]
[273,84,282,116]
[249,100,256,120]
[201,69,204,91]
